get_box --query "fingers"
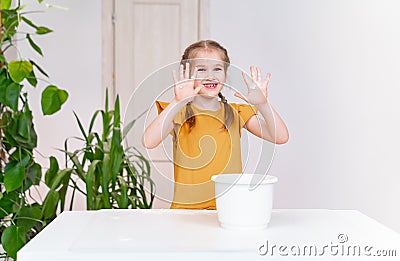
[242,71,251,91]
[263,72,271,90]
[193,70,202,93]
[185,62,190,79]
[234,92,249,103]
[173,70,178,84]
[265,72,271,83]
[194,85,203,94]
[256,67,262,82]
[250,66,262,81]
[250,66,271,87]
[179,64,184,80]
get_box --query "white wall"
[209,0,400,232]
[15,0,400,233]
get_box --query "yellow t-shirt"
[156,101,258,210]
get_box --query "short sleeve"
[155,101,169,114]
[230,103,258,128]
[155,100,185,125]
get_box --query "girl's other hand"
[235,66,270,105]
[173,62,203,102]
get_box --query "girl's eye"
[214,68,223,71]
[197,68,206,72]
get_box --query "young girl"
[142,40,289,210]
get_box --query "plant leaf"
[27,33,43,56]
[5,82,21,111]
[8,105,38,149]
[8,60,33,83]
[73,111,88,143]
[45,156,59,187]
[42,189,59,219]
[1,225,27,259]
[67,151,86,181]
[88,110,101,135]
[36,26,53,35]
[0,56,5,66]
[49,168,72,191]
[30,60,49,77]
[86,160,101,210]
[117,176,129,208]
[58,169,72,212]
[0,77,8,104]
[0,191,19,219]
[4,164,25,192]
[18,107,30,139]
[1,0,11,10]
[16,205,43,232]
[101,153,112,209]
[2,9,19,34]
[27,68,38,87]
[113,95,121,128]
[41,85,69,115]
[21,16,38,29]
[25,163,42,187]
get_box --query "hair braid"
[185,101,196,131]
[218,92,233,130]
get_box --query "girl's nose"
[207,71,216,79]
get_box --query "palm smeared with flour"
[235,66,270,105]
[173,62,203,102]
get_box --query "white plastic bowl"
[211,174,278,230]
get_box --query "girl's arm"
[142,63,202,149]
[235,66,289,144]
[245,101,289,144]
[142,99,186,149]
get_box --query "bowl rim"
[211,173,278,185]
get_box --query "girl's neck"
[192,95,221,111]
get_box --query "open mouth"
[203,82,218,89]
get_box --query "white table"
[18,209,400,260]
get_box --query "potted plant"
[63,90,155,210]
[0,1,69,259]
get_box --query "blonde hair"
[181,40,234,131]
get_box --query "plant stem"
[0,2,5,170]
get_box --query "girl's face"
[191,49,227,98]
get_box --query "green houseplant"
[0,1,69,259]
[64,90,155,210]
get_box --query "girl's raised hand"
[173,62,203,102]
[235,66,270,105]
